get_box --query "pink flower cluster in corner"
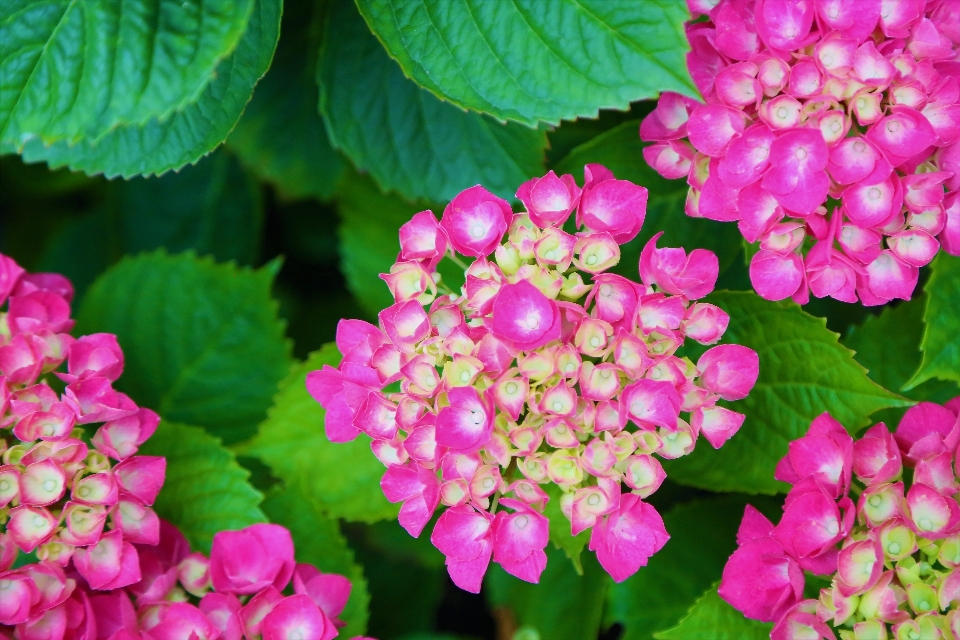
[1,519,360,640]
[720,398,960,639]
[307,165,761,592]
[642,0,960,306]
[0,253,167,585]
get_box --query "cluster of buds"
[308,165,760,592]
[0,519,361,640]
[720,398,960,639]
[642,0,960,306]
[0,254,167,589]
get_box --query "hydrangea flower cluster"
[641,0,960,306]
[1,519,361,640]
[0,254,167,587]
[308,165,760,592]
[720,398,960,639]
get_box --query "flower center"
[43,479,57,492]
[868,187,882,200]
[483,477,495,489]
[587,494,601,506]
[586,254,598,266]
[589,336,601,348]
[888,542,901,555]
[459,371,470,382]
[868,495,882,507]
[470,223,486,239]
[470,411,484,425]
[795,147,807,160]
[552,401,563,412]
[825,521,839,536]
[33,515,46,528]
[505,382,518,394]
[515,515,529,529]
[887,120,901,134]
[853,140,866,152]
[776,106,788,119]
[919,517,934,531]
[600,284,612,297]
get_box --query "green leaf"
[241,344,400,523]
[543,484,588,574]
[355,0,697,126]
[1,0,254,146]
[76,251,293,444]
[552,121,743,279]
[138,421,266,554]
[486,546,608,640]
[605,495,767,640]
[654,588,773,640]
[845,294,959,404]
[664,291,910,494]
[906,254,960,390]
[227,0,345,201]
[16,0,281,179]
[261,484,370,637]
[337,172,431,318]
[319,0,546,202]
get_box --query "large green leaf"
[654,588,773,640]
[906,254,960,390]
[605,496,763,640]
[664,291,910,494]
[1,0,253,146]
[16,0,281,178]
[228,0,344,201]
[76,251,293,444]
[486,546,608,640]
[139,421,267,554]
[241,344,400,523]
[319,0,546,203]
[261,484,370,637]
[553,120,743,279]
[355,0,697,126]
[845,294,959,404]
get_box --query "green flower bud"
[880,523,917,563]
[906,582,939,615]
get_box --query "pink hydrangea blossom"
[643,0,960,305]
[310,167,760,589]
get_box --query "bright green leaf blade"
[906,254,960,390]
[242,344,400,522]
[76,251,293,444]
[654,587,773,640]
[227,0,345,201]
[1,0,254,146]
[606,495,765,640]
[17,0,281,179]
[552,120,743,278]
[845,294,959,404]
[486,546,608,640]
[319,0,546,202]
[138,421,266,553]
[337,172,432,318]
[261,484,370,637]
[355,0,697,126]
[664,291,910,494]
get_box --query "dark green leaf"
[605,495,766,640]
[654,587,773,640]
[664,291,910,494]
[17,0,281,179]
[139,421,266,553]
[355,0,697,126]
[906,254,960,390]
[261,484,370,637]
[241,344,400,522]
[552,121,743,278]
[319,0,546,202]
[76,251,293,444]
[228,0,345,201]
[486,546,608,640]
[1,0,254,145]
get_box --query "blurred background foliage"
[3,0,960,638]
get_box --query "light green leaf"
[845,294,959,404]
[228,0,345,201]
[605,495,766,640]
[337,172,432,318]
[261,484,370,637]
[553,120,743,278]
[1,0,253,146]
[17,0,281,179]
[486,546,608,640]
[241,344,400,523]
[906,254,960,390]
[139,421,266,554]
[355,0,697,126]
[319,0,546,202]
[664,291,910,494]
[76,251,293,444]
[654,587,773,640]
